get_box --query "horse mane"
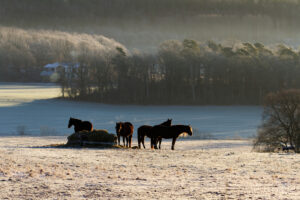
[70,117,82,123]
[160,118,172,126]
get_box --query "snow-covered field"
[0,137,299,199]
[0,83,262,139]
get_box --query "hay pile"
[67,129,117,147]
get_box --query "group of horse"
[68,117,193,150]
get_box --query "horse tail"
[127,122,134,135]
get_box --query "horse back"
[151,125,187,139]
[138,125,152,137]
[122,122,134,136]
[82,121,93,132]
[150,125,171,139]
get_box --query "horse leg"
[158,138,162,149]
[153,137,158,149]
[171,137,177,150]
[154,138,159,149]
[150,137,154,149]
[138,134,143,149]
[138,134,141,149]
[117,135,120,146]
[142,136,146,149]
[123,136,126,146]
[125,136,129,147]
[153,137,159,149]
[129,135,132,148]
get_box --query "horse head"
[166,118,172,126]
[115,122,122,134]
[187,125,193,136]
[68,117,74,128]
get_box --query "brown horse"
[137,119,172,149]
[68,117,93,133]
[115,122,134,147]
[150,125,193,150]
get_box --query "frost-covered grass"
[0,137,299,199]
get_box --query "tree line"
[60,39,300,105]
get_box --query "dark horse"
[115,122,134,147]
[137,119,172,149]
[150,125,193,150]
[68,117,93,133]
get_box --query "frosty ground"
[0,137,299,199]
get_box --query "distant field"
[0,83,262,138]
[0,82,60,107]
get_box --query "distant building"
[40,62,79,82]
[150,63,165,81]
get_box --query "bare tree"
[254,89,300,152]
